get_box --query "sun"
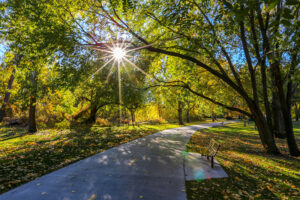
[113,47,126,60]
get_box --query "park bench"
[201,139,221,168]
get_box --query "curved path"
[1,122,225,200]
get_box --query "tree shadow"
[0,124,164,194]
[185,124,300,199]
[0,126,27,142]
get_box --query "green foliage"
[54,119,71,130]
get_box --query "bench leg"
[211,156,214,168]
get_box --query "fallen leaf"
[88,194,97,200]
[128,158,137,166]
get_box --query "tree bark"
[28,95,37,133]
[88,104,98,123]
[256,3,299,156]
[130,110,135,126]
[0,69,15,122]
[272,92,286,138]
[186,99,190,123]
[183,81,279,154]
[178,100,184,125]
[295,104,299,121]
[28,71,37,133]
[285,57,299,155]
[272,62,299,156]
[186,109,190,123]
[248,101,280,154]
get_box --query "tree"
[83,0,299,155]
[0,54,20,121]
[1,0,80,132]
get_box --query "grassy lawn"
[0,123,184,194]
[185,119,225,126]
[0,119,219,194]
[186,122,300,200]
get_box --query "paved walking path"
[0,122,228,200]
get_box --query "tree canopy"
[0,0,299,156]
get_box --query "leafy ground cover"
[0,123,184,194]
[186,122,300,200]
[0,119,219,194]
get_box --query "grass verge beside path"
[0,123,182,194]
[0,119,218,194]
[185,122,300,200]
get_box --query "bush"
[95,118,110,126]
[55,119,71,129]
[147,118,166,124]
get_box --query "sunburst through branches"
[89,40,154,125]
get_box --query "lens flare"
[89,40,157,125]
[113,47,126,60]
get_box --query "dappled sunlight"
[0,124,184,193]
[0,123,219,199]
[186,122,300,199]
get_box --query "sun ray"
[120,39,130,49]
[113,47,126,60]
[90,47,113,54]
[123,57,157,82]
[121,60,134,82]
[124,54,133,58]
[126,43,154,53]
[98,54,114,60]
[106,59,117,82]
[92,56,115,76]
[118,60,122,124]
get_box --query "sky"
[0,43,6,63]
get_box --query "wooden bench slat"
[201,139,221,168]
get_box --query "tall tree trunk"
[285,60,299,155]
[248,102,280,154]
[28,95,37,133]
[186,109,190,123]
[157,103,162,118]
[28,71,37,133]
[130,110,135,126]
[295,104,299,121]
[0,69,15,122]
[88,104,98,123]
[178,100,184,125]
[256,2,299,155]
[272,62,299,156]
[272,92,286,138]
[186,99,190,123]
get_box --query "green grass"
[0,123,183,194]
[185,119,225,126]
[186,122,300,200]
[0,119,220,194]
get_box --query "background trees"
[83,0,299,155]
[0,0,299,156]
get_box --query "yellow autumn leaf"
[88,194,97,200]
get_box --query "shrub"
[55,119,71,129]
[95,118,110,126]
[147,118,166,124]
